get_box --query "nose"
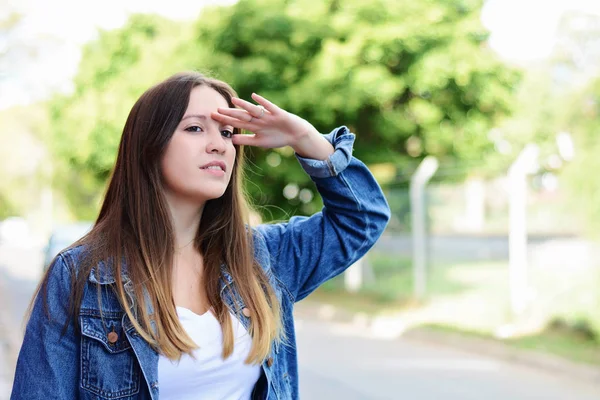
[206,128,227,154]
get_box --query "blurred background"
[1,0,600,398]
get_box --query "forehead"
[186,85,230,112]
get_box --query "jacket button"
[267,357,273,367]
[107,331,119,344]
[242,308,251,317]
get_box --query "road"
[1,244,599,399]
[296,318,600,399]
[0,243,42,400]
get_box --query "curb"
[0,276,16,398]
[402,328,600,385]
[0,341,11,400]
[294,301,600,386]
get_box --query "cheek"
[160,154,178,188]
[228,146,237,177]
[161,141,192,184]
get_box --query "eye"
[221,129,234,139]
[185,125,203,133]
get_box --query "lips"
[200,161,227,172]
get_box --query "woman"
[11,72,390,399]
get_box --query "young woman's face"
[161,85,237,203]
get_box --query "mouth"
[199,161,227,173]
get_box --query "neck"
[164,191,205,250]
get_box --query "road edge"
[294,300,600,386]
[0,276,17,399]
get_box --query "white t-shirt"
[158,307,261,400]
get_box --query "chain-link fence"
[319,176,600,338]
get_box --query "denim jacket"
[11,126,391,399]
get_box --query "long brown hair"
[44,72,283,363]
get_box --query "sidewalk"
[0,242,42,399]
[0,299,13,400]
[0,271,16,399]
[0,341,11,399]
[294,300,600,386]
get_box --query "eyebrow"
[180,113,234,129]
[181,114,208,121]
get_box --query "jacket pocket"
[80,312,141,399]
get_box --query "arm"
[212,95,391,301]
[255,126,391,301]
[11,254,79,399]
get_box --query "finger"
[231,97,266,117]
[251,93,281,114]
[210,112,254,131]
[232,133,261,147]
[216,107,253,122]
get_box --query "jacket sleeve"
[11,254,79,399]
[254,126,391,302]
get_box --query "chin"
[195,188,228,201]
[205,192,227,201]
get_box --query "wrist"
[292,129,334,160]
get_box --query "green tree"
[0,9,60,221]
[0,105,50,220]
[47,0,518,221]
[494,10,600,236]
[187,0,518,219]
[557,78,600,235]
[47,15,193,219]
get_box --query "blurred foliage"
[0,11,23,70]
[0,105,50,219]
[47,15,193,220]
[493,10,600,236]
[47,0,519,221]
[557,77,600,236]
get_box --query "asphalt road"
[296,317,600,399]
[1,243,599,399]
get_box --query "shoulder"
[251,226,271,269]
[52,244,118,285]
[50,244,126,313]
[44,245,86,282]
[251,222,294,260]
[56,244,86,268]
[250,226,295,302]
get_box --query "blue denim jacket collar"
[88,260,119,285]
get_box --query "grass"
[421,323,600,366]
[307,250,600,365]
[313,253,514,330]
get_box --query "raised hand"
[211,93,333,160]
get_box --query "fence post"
[464,176,485,232]
[508,144,539,317]
[410,156,439,300]
[344,257,363,293]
